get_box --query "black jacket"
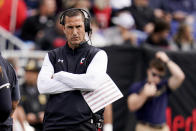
[43,42,101,130]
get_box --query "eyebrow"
[67,25,82,28]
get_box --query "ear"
[62,25,66,34]
[147,68,151,75]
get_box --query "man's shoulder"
[86,44,102,55]
[48,46,64,56]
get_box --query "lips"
[71,37,79,41]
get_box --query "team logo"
[80,58,86,65]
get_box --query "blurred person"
[74,0,91,11]
[123,0,157,34]
[170,23,196,51]
[149,0,196,22]
[36,15,67,50]
[0,53,20,130]
[127,51,185,131]
[149,0,196,42]
[13,106,35,131]
[37,8,108,131]
[20,0,56,43]
[24,0,39,16]
[110,0,131,11]
[93,0,112,28]
[62,0,91,11]
[90,17,108,47]
[103,12,147,46]
[61,0,78,10]
[0,0,27,33]
[24,0,64,16]
[7,58,35,131]
[20,59,47,131]
[103,104,113,131]
[144,20,171,49]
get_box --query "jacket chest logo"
[80,58,86,65]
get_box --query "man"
[123,0,157,33]
[144,20,171,49]
[20,0,56,42]
[0,55,20,131]
[20,59,46,131]
[37,8,108,131]
[127,51,185,131]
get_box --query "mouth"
[71,37,79,41]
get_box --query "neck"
[67,41,87,50]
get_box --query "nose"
[73,27,77,36]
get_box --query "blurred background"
[0,0,196,131]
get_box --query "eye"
[67,26,73,29]
[76,25,81,28]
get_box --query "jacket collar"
[64,41,89,53]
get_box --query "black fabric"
[20,83,46,114]
[36,27,66,50]
[20,14,55,41]
[0,55,20,126]
[44,42,101,129]
[145,35,169,47]
[0,125,12,131]
[0,88,12,123]
[102,45,196,131]
[3,62,20,101]
[0,55,11,123]
[43,121,97,131]
[124,5,156,31]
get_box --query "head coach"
[37,8,108,131]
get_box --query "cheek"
[148,75,154,82]
[79,28,85,34]
[64,31,71,38]
[78,29,85,38]
[155,77,161,83]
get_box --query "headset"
[59,8,92,34]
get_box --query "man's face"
[147,68,165,85]
[41,0,56,16]
[159,30,169,40]
[25,71,38,86]
[63,15,85,49]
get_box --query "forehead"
[42,0,55,6]
[65,15,84,26]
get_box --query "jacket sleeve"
[0,63,10,89]
[37,53,74,94]
[53,50,108,91]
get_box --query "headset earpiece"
[59,13,65,25]
[84,18,91,33]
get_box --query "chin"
[72,41,82,45]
